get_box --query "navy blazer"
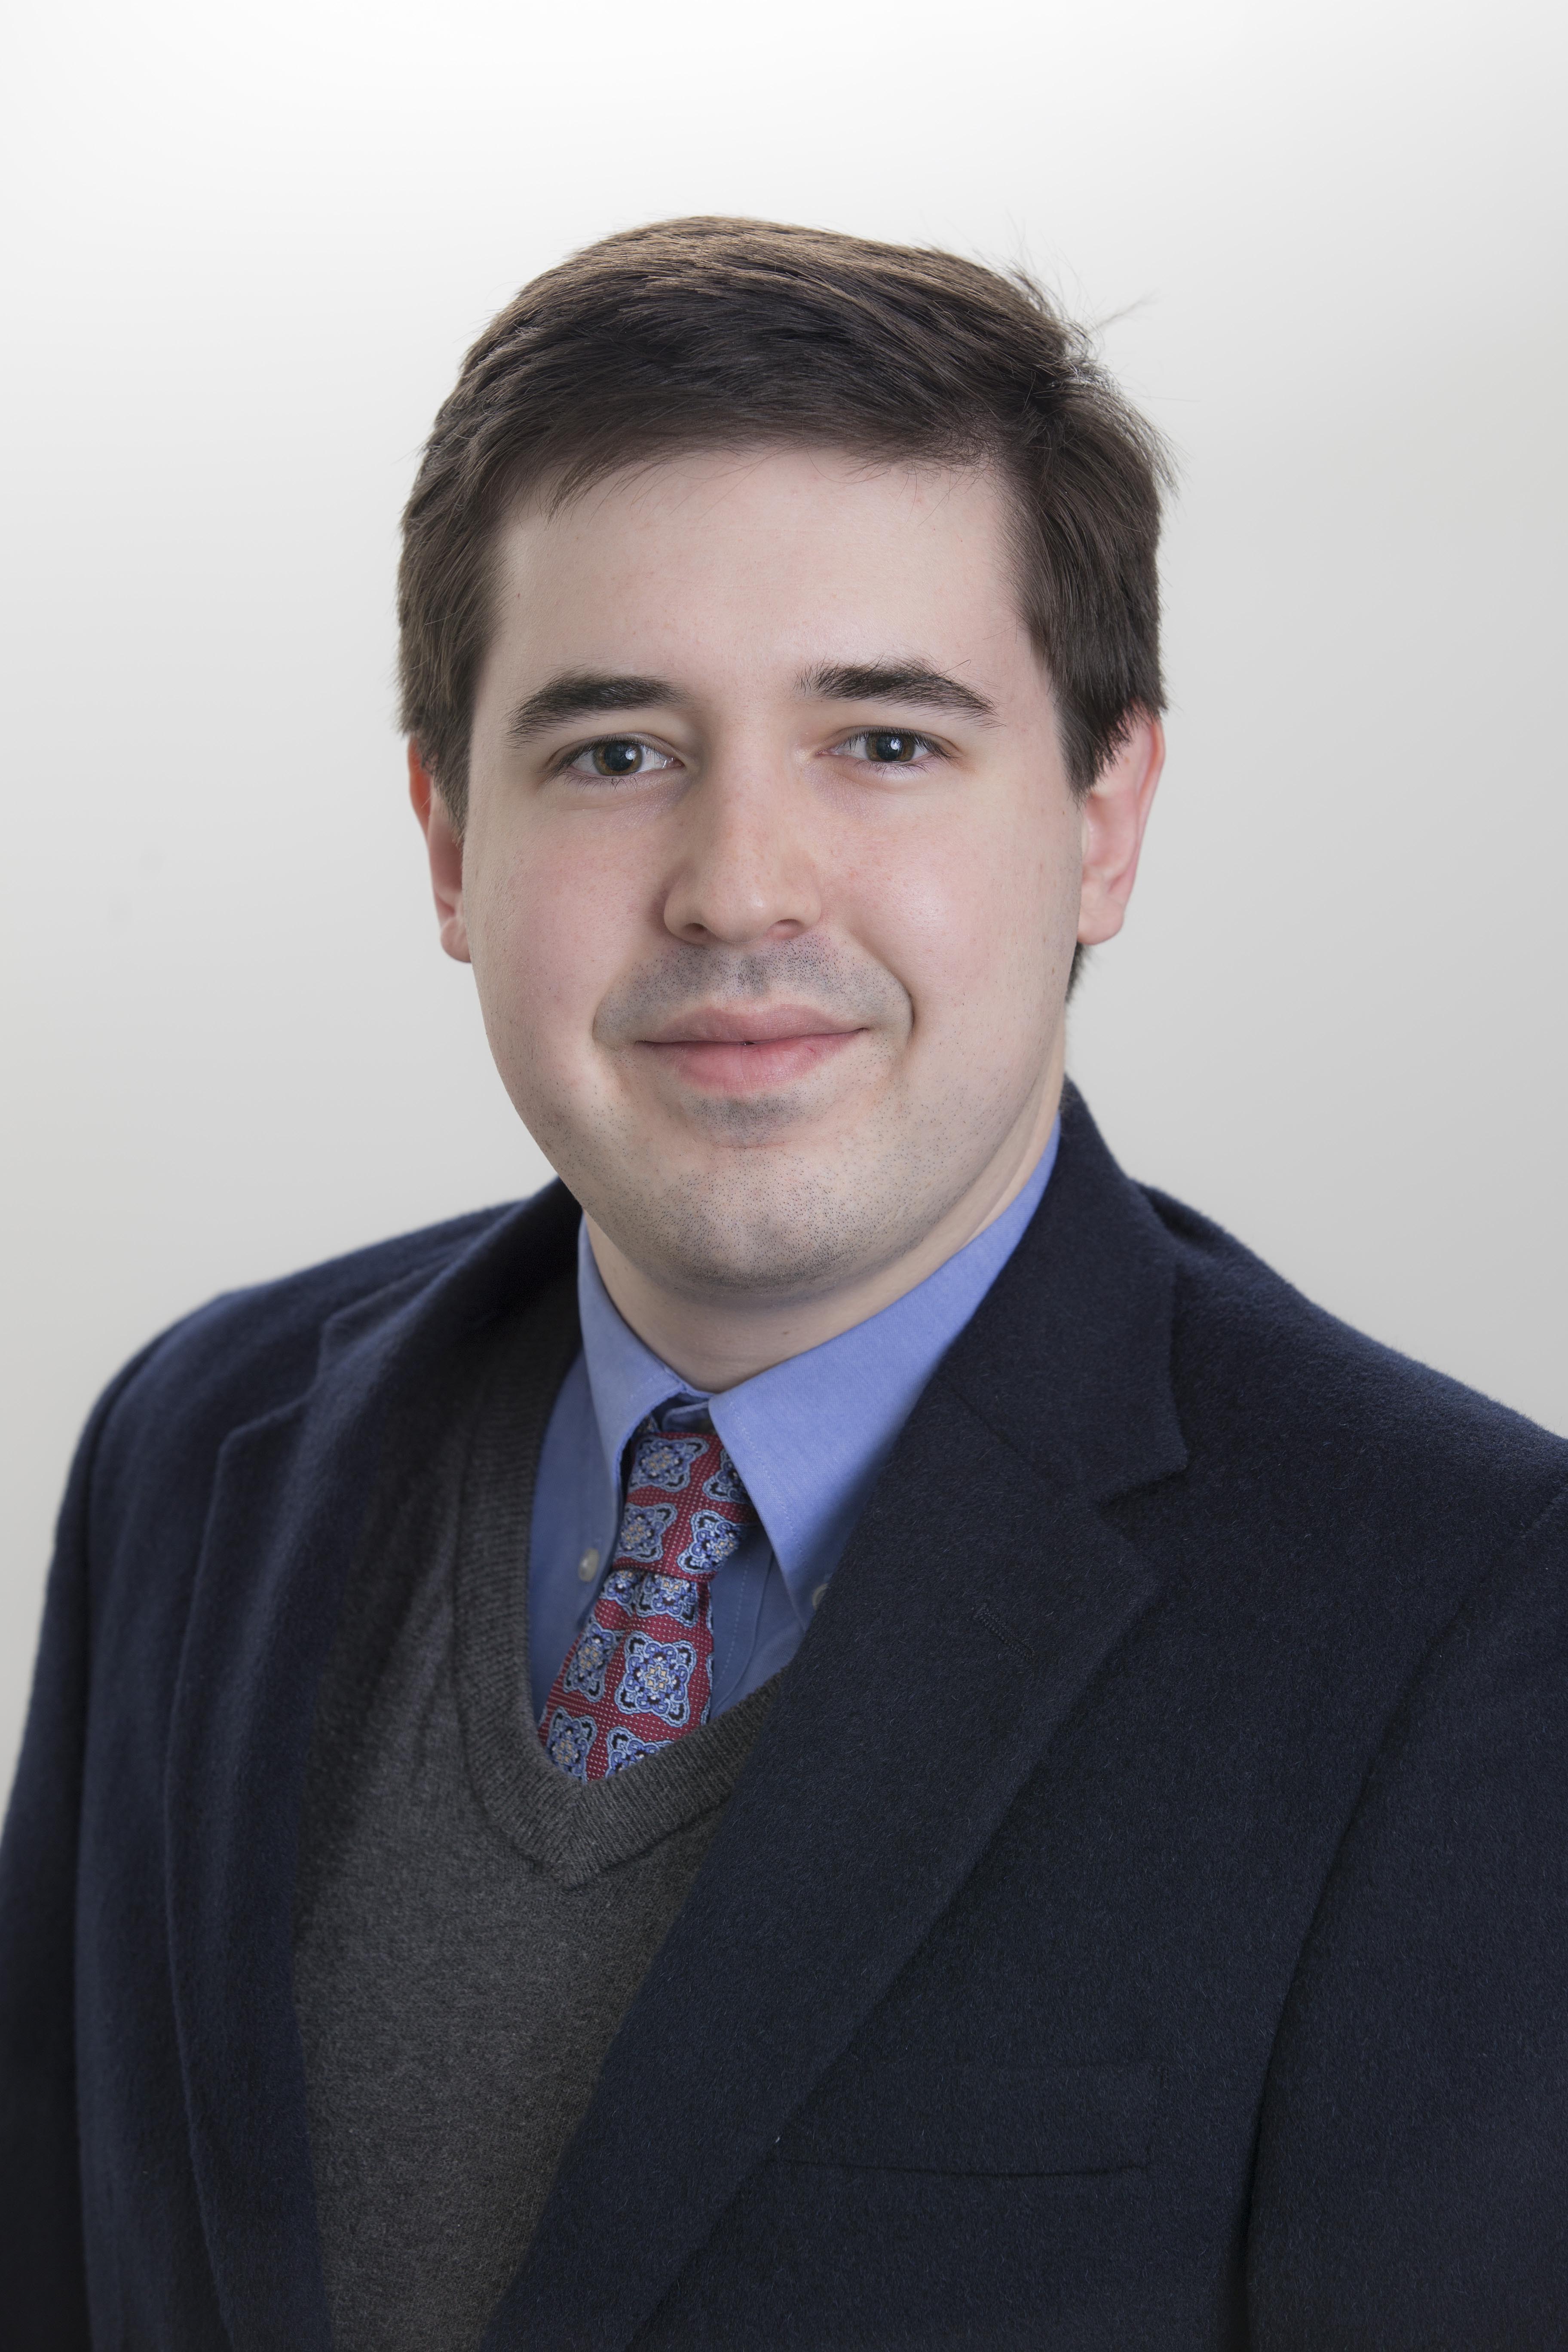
[4,1089,1568,2349]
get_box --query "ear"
[1077,714,1164,947]
[408,741,472,964]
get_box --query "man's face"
[429,447,1153,1307]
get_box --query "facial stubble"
[529,934,1039,1306]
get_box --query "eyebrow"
[505,657,998,748]
[798,661,998,723]
[506,672,686,746]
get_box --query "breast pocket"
[774,2057,1161,2177]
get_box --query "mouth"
[635,1003,868,1096]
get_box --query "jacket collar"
[940,1078,1188,1503]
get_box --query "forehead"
[481,447,1032,693]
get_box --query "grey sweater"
[293,1277,777,2350]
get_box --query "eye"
[833,729,939,767]
[564,738,678,779]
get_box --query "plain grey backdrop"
[3,0,1565,1794]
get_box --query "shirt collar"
[576,1118,1059,1616]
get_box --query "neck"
[585,1060,1063,1392]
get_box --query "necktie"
[538,1417,757,1780]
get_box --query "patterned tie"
[538,1417,757,1781]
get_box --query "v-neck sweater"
[293,1275,779,2352]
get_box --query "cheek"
[848,804,1071,1028]
[463,828,622,1077]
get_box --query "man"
[2,217,1565,2351]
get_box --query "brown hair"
[398,216,1171,825]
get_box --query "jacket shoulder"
[83,1187,576,1496]
[1143,1183,1568,1542]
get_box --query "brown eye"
[592,739,643,775]
[865,732,918,763]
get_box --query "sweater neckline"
[453,1275,778,1890]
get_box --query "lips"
[636,1003,866,1094]
[641,1003,863,1046]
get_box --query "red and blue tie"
[538,1418,757,1780]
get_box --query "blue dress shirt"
[527,1119,1060,1724]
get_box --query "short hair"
[399,216,1171,827]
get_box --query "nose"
[661,760,824,949]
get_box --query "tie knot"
[628,1426,712,1493]
[610,1420,756,1587]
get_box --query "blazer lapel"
[493,1090,1189,2352]
[162,1184,580,2349]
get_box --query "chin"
[596,1151,938,1304]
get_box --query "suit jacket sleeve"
[1247,1482,1568,2345]
[0,1353,156,2348]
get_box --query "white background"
[3,0,1565,1795]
